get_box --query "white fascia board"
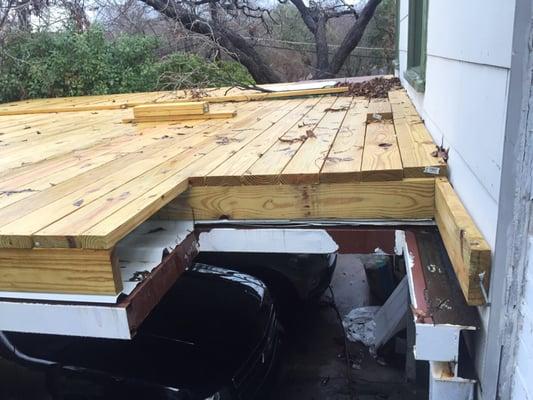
[198,228,339,254]
[0,301,131,339]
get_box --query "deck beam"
[156,179,436,221]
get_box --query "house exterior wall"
[398,0,515,248]
[511,237,533,400]
[396,1,520,399]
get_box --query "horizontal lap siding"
[397,1,516,398]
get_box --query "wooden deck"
[0,85,490,305]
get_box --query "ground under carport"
[270,254,428,400]
[0,254,428,400]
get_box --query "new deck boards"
[0,86,489,303]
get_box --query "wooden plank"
[241,96,336,185]
[73,102,293,249]
[124,111,236,124]
[178,87,348,104]
[0,121,233,248]
[0,118,223,209]
[367,98,393,121]
[320,98,368,183]
[281,97,353,184]
[0,247,121,295]
[188,100,302,186]
[389,90,447,178]
[205,98,320,186]
[29,102,290,249]
[133,102,208,117]
[434,178,491,305]
[361,121,404,181]
[155,178,435,221]
[0,87,348,116]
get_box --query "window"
[405,0,428,92]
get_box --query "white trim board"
[199,228,339,254]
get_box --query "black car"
[196,228,338,314]
[0,264,280,400]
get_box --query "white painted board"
[199,228,338,254]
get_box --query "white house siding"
[397,1,516,398]
[398,0,515,248]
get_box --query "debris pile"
[336,77,401,98]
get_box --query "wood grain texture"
[434,178,491,305]
[0,87,348,116]
[124,111,236,124]
[156,178,435,221]
[366,98,393,121]
[361,121,403,181]
[320,98,368,183]
[0,247,121,294]
[206,98,318,186]
[133,102,208,117]
[389,90,447,178]
[241,96,336,185]
[281,97,353,184]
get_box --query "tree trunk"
[328,0,383,76]
[139,0,281,83]
[313,15,330,78]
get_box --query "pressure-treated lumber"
[361,121,403,181]
[123,111,236,124]
[434,178,491,305]
[240,96,333,185]
[0,247,121,294]
[0,87,492,299]
[155,178,435,221]
[320,98,368,183]
[133,102,209,118]
[281,97,353,184]
[183,87,348,104]
[0,87,348,116]
[366,98,393,121]
[388,90,447,178]
[206,98,320,186]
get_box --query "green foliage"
[0,27,254,103]
[157,53,254,90]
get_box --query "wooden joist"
[434,178,491,305]
[155,179,435,221]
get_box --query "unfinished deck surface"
[0,88,446,250]
[1,84,492,302]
